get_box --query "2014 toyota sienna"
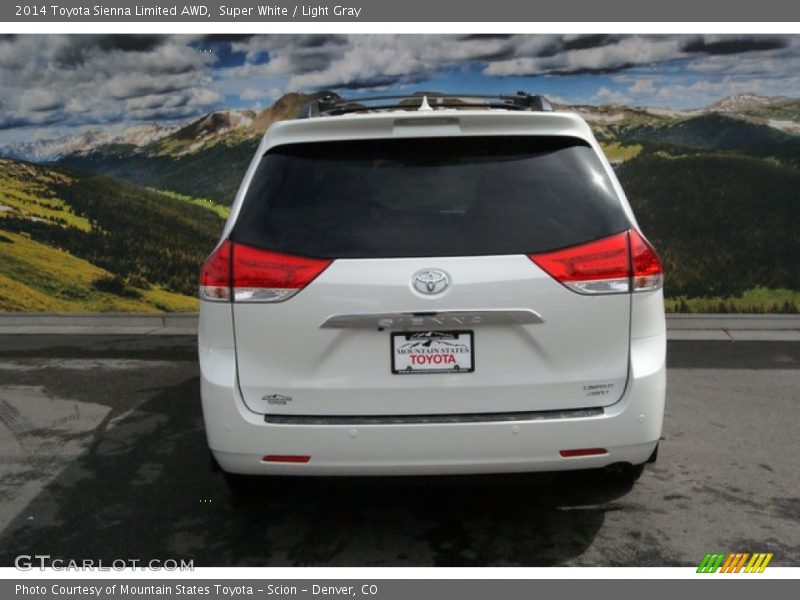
[198,92,666,488]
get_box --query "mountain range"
[1,92,316,164]
[4,93,799,164]
[1,91,799,312]
[42,92,800,206]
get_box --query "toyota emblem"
[412,269,449,295]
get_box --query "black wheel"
[208,449,222,473]
[629,463,646,481]
[604,462,646,484]
[223,472,259,497]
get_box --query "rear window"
[232,136,630,258]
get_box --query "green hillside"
[664,287,800,314]
[597,106,800,311]
[0,159,223,311]
[609,113,800,171]
[617,152,800,298]
[614,113,793,150]
[0,231,196,312]
[56,139,259,206]
[736,98,800,121]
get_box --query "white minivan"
[198,92,666,489]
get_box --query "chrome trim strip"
[320,309,544,329]
[264,407,603,425]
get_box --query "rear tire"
[604,462,645,484]
[223,472,259,497]
[629,463,646,481]
[208,449,222,473]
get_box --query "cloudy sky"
[1,34,799,143]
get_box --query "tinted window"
[232,136,630,258]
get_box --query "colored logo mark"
[697,552,773,573]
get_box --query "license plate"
[391,331,474,374]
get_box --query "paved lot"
[0,336,798,567]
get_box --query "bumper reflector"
[263,455,311,463]
[559,448,608,458]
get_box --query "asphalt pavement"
[0,334,798,567]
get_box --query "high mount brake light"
[199,241,332,303]
[528,229,663,295]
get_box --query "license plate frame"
[390,330,475,375]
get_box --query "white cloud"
[0,35,220,130]
[240,87,283,101]
[224,35,556,90]
[20,89,63,112]
[483,37,682,76]
[594,86,633,105]
[628,79,656,95]
[1,34,800,140]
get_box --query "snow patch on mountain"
[767,119,800,133]
[0,123,178,162]
[706,94,779,113]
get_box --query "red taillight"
[528,229,663,295]
[199,240,232,301]
[198,241,332,303]
[629,229,664,292]
[231,242,332,302]
[529,231,631,294]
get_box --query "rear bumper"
[200,334,665,476]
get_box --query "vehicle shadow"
[0,376,636,567]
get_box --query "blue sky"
[1,34,799,144]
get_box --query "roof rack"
[300,91,553,118]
